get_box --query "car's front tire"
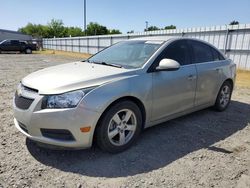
[214,81,233,111]
[25,48,32,54]
[96,100,142,153]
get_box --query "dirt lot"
[0,54,250,188]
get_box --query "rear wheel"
[214,81,233,111]
[96,100,142,153]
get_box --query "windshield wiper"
[100,62,123,68]
[87,60,123,68]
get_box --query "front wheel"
[96,100,142,153]
[25,48,32,54]
[214,81,233,111]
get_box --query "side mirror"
[156,58,180,71]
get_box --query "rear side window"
[190,41,214,63]
[164,40,191,65]
[210,47,225,61]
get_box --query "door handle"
[187,75,196,80]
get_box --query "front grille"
[40,129,75,141]
[19,122,28,133]
[15,92,34,110]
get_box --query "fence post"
[87,37,89,54]
[59,39,60,50]
[97,37,100,52]
[65,38,67,51]
[79,37,81,53]
[224,28,230,54]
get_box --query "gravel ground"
[0,54,249,188]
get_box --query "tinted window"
[2,40,11,45]
[190,41,214,63]
[210,47,225,61]
[11,40,19,45]
[164,40,191,65]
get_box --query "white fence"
[43,24,250,70]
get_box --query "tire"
[25,48,32,54]
[96,100,142,153]
[214,81,233,111]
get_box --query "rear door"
[188,40,223,106]
[151,40,197,121]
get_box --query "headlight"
[43,87,95,109]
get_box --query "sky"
[1,0,250,33]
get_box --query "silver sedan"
[13,38,236,153]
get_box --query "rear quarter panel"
[220,59,236,86]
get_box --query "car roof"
[130,36,226,59]
[130,36,209,44]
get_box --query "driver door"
[151,40,197,121]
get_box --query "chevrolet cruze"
[13,38,236,153]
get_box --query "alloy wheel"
[107,109,137,146]
[219,85,231,108]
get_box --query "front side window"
[190,41,214,63]
[88,40,163,69]
[164,40,191,66]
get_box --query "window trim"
[188,40,215,64]
[188,40,226,64]
[147,39,192,73]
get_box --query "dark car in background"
[0,39,37,54]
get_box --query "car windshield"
[87,40,163,69]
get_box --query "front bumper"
[13,92,101,149]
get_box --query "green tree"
[18,23,49,38]
[85,22,108,35]
[164,25,176,30]
[145,26,160,31]
[229,20,239,25]
[47,19,65,37]
[19,19,122,38]
[64,27,85,37]
[127,30,134,34]
[108,29,122,35]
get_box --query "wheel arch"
[92,96,146,143]
[224,78,234,89]
[215,78,234,101]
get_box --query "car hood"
[22,62,135,94]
